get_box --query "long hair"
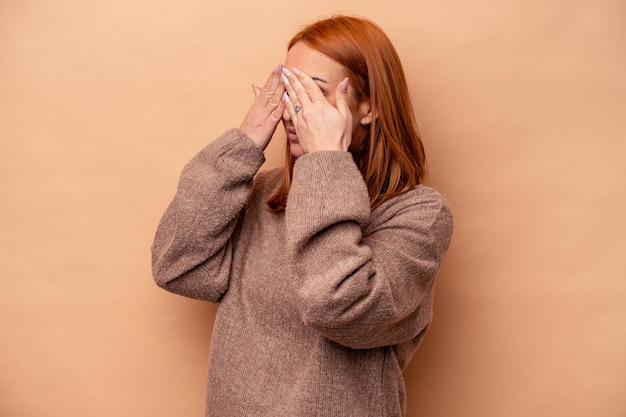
[267,15,427,211]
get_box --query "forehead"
[284,42,346,82]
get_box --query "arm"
[285,151,453,349]
[151,66,285,301]
[151,129,265,301]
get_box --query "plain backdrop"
[1,1,625,416]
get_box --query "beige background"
[2,0,625,416]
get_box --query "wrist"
[239,128,270,151]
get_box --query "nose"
[282,105,292,122]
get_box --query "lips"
[285,128,298,142]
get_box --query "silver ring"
[294,105,301,114]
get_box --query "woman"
[152,15,453,417]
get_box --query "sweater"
[151,129,453,417]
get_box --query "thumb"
[251,84,262,99]
[335,77,350,116]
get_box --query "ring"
[294,105,301,113]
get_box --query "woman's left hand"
[282,67,352,153]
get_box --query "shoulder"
[403,185,453,224]
[367,185,454,256]
[374,185,452,220]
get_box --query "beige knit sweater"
[151,129,453,417]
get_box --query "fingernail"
[341,77,349,92]
[282,91,290,102]
[274,63,283,73]
[281,74,289,85]
[282,67,291,77]
[292,67,300,75]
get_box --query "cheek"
[325,93,337,107]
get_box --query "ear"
[357,100,374,126]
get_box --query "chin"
[289,143,304,158]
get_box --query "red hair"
[268,15,427,211]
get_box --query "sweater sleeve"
[285,151,453,349]
[151,129,265,302]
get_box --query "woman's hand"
[282,67,352,153]
[240,64,286,151]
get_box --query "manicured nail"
[281,74,289,85]
[282,67,292,77]
[341,77,349,92]
[282,91,290,102]
[292,67,300,75]
[274,63,283,73]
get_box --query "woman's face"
[282,42,371,158]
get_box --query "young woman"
[152,15,453,417]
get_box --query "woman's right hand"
[239,64,286,151]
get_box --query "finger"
[254,82,283,109]
[259,64,284,105]
[334,77,350,116]
[270,100,285,123]
[291,67,326,103]
[281,71,300,111]
[282,67,312,106]
[282,91,298,122]
[267,78,285,109]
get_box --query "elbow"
[151,260,175,290]
[151,236,174,287]
[304,317,417,350]
[303,319,375,350]
[297,306,385,350]
[150,253,229,302]
[299,297,427,350]
[150,244,182,291]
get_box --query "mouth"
[285,127,298,142]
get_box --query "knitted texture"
[152,129,453,417]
